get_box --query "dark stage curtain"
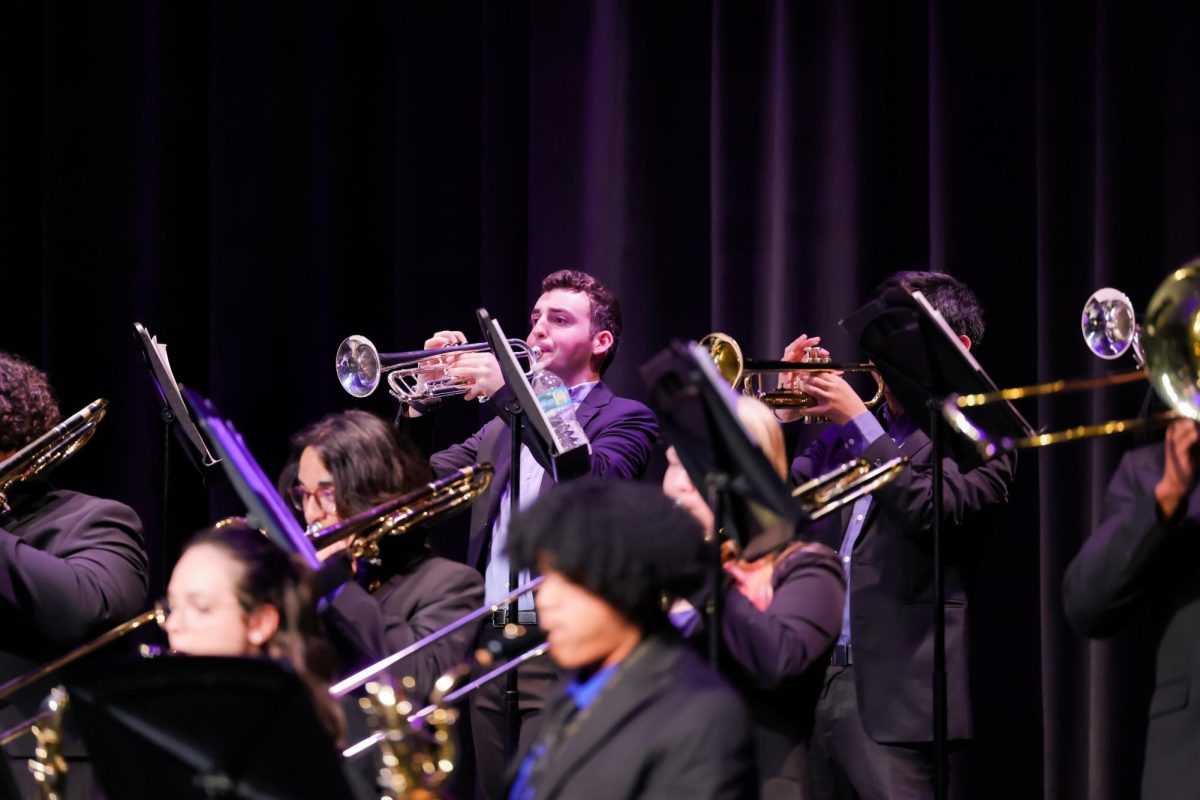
[4,1,1200,797]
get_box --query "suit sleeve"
[429,421,489,477]
[641,686,757,800]
[720,548,845,689]
[1062,449,1174,638]
[861,434,1015,541]
[0,499,148,646]
[326,563,484,701]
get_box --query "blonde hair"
[735,396,787,479]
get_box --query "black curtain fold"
[4,2,1200,796]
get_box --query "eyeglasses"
[287,483,337,513]
[155,597,244,627]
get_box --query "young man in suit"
[405,270,659,798]
[506,478,756,800]
[782,272,1016,800]
[1063,417,1200,800]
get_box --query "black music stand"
[183,388,321,570]
[642,340,805,663]
[475,308,591,764]
[134,323,220,588]
[840,286,1033,800]
[68,657,352,799]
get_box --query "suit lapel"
[534,638,676,799]
[574,380,612,434]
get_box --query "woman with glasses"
[162,521,346,744]
[662,396,845,800]
[281,409,484,704]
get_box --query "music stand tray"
[68,657,352,800]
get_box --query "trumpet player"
[662,396,845,800]
[783,273,1015,800]
[279,409,484,703]
[404,269,659,799]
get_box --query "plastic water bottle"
[530,364,589,451]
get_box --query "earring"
[249,632,263,645]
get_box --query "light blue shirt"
[836,407,916,646]
[485,381,597,608]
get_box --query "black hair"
[873,270,986,347]
[0,352,62,453]
[508,479,708,629]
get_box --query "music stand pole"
[504,400,523,765]
[931,401,948,800]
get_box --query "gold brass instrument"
[307,464,493,561]
[794,456,909,520]
[352,667,469,800]
[943,261,1200,456]
[0,399,108,514]
[336,334,543,401]
[700,332,885,412]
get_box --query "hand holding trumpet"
[418,330,505,404]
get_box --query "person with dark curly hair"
[403,270,659,799]
[278,409,483,704]
[504,478,756,800]
[0,351,148,785]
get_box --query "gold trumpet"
[0,399,108,514]
[336,334,542,401]
[307,464,493,561]
[700,332,884,412]
[944,261,1200,456]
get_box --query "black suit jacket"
[324,548,484,703]
[792,421,1015,743]
[425,381,658,571]
[508,634,757,800]
[1063,442,1200,800]
[717,543,845,799]
[0,481,148,717]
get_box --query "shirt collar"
[565,661,620,710]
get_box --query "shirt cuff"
[842,412,886,458]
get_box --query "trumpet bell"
[336,335,383,398]
[1081,287,1137,361]
[1143,260,1200,421]
[700,332,745,387]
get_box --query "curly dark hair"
[541,270,623,374]
[508,478,708,629]
[0,352,62,454]
[183,523,346,745]
[873,270,986,348]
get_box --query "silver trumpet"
[335,334,543,401]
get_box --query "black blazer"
[792,423,1015,743]
[0,481,148,716]
[324,548,484,703]
[508,634,757,800]
[1063,442,1200,800]
[719,543,845,799]
[425,381,658,571]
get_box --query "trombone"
[700,332,885,412]
[0,399,108,514]
[943,261,1200,457]
[307,464,493,561]
[336,334,542,401]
